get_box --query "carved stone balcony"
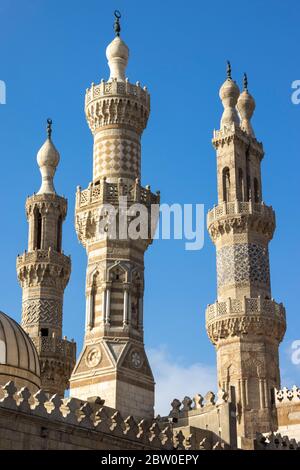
[76,179,160,210]
[17,249,71,290]
[206,296,286,344]
[85,79,150,134]
[207,201,276,242]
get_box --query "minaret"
[70,13,159,419]
[206,65,287,442]
[17,119,76,396]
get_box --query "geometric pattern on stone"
[217,243,270,288]
[94,138,140,180]
[22,299,62,326]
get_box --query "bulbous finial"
[106,12,129,82]
[114,10,121,37]
[219,61,240,129]
[36,119,60,195]
[237,73,256,137]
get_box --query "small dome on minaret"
[106,10,129,82]
[219,61,240,129]
[237,73,256,137]
[37,119,60,195]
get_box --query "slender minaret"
[17,119,76,396]
[206,65,287,441]
[70,13,159,419]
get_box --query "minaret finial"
[227,60,232,79]
[243,73,248,92]
[47,118,52,140]
[114,10,121,37]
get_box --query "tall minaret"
[70,13,159,419]
[206,65,287,441]
[17,119,76,396]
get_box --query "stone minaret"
[206,65,287,441]
[69,15,159,419]
[17,120,76,396]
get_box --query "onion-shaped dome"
[219,61,240,128]
[37,119,60,195]
[237,73,256,137]
[0,311,41,392]
[106,36,129,82]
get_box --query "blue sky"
[0,0,299,412]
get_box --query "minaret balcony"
[17,249,71,271]
[207,201,276,241]
[17,249,71,289]
[76,180,160,211]
[31,335,76,360]
[85,79,150,134]
[205,297,286,344]
[85,79,150,107]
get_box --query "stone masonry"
[206,68,286,442]
[17,121,76,396]
[70,22,159,419]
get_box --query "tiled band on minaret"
[69,16,159,419]
[206,66,286,441]
[17,120,76,396]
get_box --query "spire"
[106,11,129,82]
[114,10,121,37]
[219,61,240,129]
[36,119,60,195]
[237,73,256,137]
[227,60,232,79]
[243,72,248,92]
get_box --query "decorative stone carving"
[217,243,270,289]
[21,299,62,327]
[85,347,102,368]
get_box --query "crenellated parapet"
[0,381,193,450]
[275,385,300,404]
[254,432,300,450]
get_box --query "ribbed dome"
[0,311,40,391]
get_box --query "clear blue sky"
[0,0,299,407]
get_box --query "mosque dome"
[0,311,41,393]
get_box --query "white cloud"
[147,346,217,416]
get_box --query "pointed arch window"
[56,215,62,252]
[222,167,230,202]
[238,168,245,202]
[35,210,42,250]
[254,178,260,203]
